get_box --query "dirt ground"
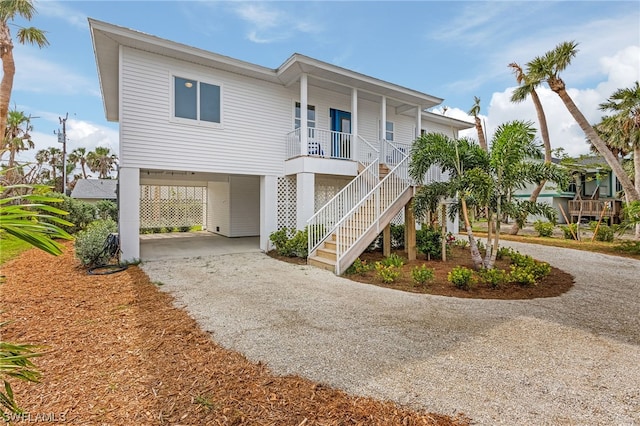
[0,243,469,425]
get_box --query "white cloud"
[37,1,87,29]
[233,2,322,43]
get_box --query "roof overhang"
[89,19,444,122]
[422,111,474,131]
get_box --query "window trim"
[170,73,223,128]
[294,101,316,129]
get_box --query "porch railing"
[285,128,354,161]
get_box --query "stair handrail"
[333,140,411,274]
[307,154,379,256]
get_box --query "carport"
[140,231,260,260]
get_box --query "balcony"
[286,128,353,161]
[567,199,622,224]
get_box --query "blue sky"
[9,0,640,165]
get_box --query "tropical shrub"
[74,219,118,266]
[345,258,372,275]
[390,224,405,249]
[374,262,400,283]
[561,223,578,240]
[268,227,308,258]
[416,226,442,260]
[479,268,509,289]
[380,253,405,268]
[411,264,435,285]
[95,199,118,221]
[591,224,614,242]
[509,265,537,286]
[448,266,475,290]
[533,220,554,237]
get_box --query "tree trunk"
[474,117,487,151]
[0,22,15,138]
[550,79,639,201]
[531,88,552,162]
[484,210,493,267]
[461,197,484,270]
[635,146,640,239]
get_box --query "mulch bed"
[0,243,469,425]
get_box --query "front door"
[330,109,351,159]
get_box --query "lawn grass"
[0,234,33,265]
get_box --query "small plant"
[496,246,515,260]
[479,268,509,289]
[447,266,475,290]
[509,265,537,286]
[411,264,435,286]
[533,220,555,237]
[268,227,308,258]
[390,224,405,249]
[614,240,640,255]
[177,226,191,233]
[345,258,372,275]
[416,226,442,260]
[561,223,578,240]
[593,224,614,242]
[74,219,118,266]
[269,228,290,255]
[380,253,405,268]
[374,262,401,284]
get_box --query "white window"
[174,76,221,124]
[385,121,394,141]
[295,102,316,129]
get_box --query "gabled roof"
[89,19,444,122]
[71,179,117,200]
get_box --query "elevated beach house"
[89,19,473,273]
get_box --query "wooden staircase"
[307,160,413,274]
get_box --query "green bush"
[496,246,515,260]
[380,253,405,268]
[416,226,442,260]
[42,192,97,234]
[374,262,400,283]
[614,240,640,255]
[509,265,537,286]
[345,258,372,275]
[390,224,405,249]
[533,220,554,237]
[411,264,435,286]
[561,223,578,240]
[593,224,614,242]
[479,268,509,289]
[74,219,118,266]
[95,199,118,221]
[269,227,308,258]
[448,266,475,290]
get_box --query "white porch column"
[296,172,315,229]
[380,96,387,141]
[416,105,422,138]
[118,166,140,262]
[260,175,278,251]
[351,87,358,161]
[300,73,308,156]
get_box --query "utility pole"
[55,113,68,194]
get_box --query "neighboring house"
[70,178,117,203]
[89,19,473,273]
[514,156,624,225]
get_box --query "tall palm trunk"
[635,146,640,238]
[510,88,552,234]
[474,117,487,151]
[0,22,15,135]
[549,77,639,202]
[461,197,484,270]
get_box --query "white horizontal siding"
[422,120,457,137]
[230,176,260,237]
[120,48,291,176]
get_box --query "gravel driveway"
[141,241,640,425]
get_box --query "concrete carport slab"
[140,231,260,260]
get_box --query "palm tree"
[35,147,62,191]
[525,41,639,202]
[599,82,640,238]
[0,0,49,137]
[2,108,33,168]
[68,147,90,179]
[87,146,117,179]
[468,96,487,151]
[410,133,490,269]
[508,63,553,235]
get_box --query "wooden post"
[383,223,391,257]
[405,201,416,261]
[558,204,578,241]
[591,202,609,243]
